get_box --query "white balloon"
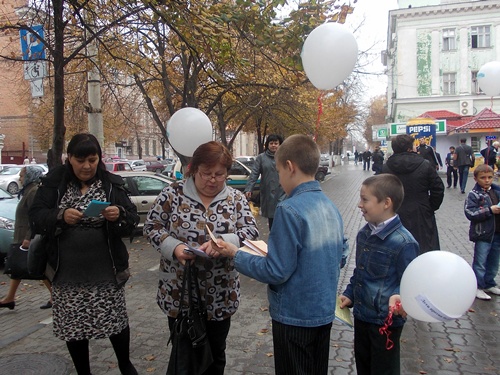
[166,107,212,157]
[400,251,476,323]
[301,22,358,90]
[477,61,500,97]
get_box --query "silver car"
[0,165,46,194]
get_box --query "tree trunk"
[49,0,66,169]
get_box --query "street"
[0,162,499,374]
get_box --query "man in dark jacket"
[245,134,285,230]
[382,134,445,254]
[362,150,372,171]
[480,141,499,167]
[371,146,384,175]
[417,137,439,170]
[455,138,476,194]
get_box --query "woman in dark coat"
[382,134,445,254]
[29,133,139,375]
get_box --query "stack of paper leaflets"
[334,296,353,328]
[240,239,268,257]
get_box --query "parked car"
[145,160,165,173]
[315,165,330,182]
[0,164,17,172]
[235,156,256,170]
[0,188,18,260]
[0,165,45,194]
[226,159,260,195]
[105,162,132,172]
[115,171,174,227]
[161,163,176,178]
[128,159,147,171]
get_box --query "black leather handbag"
[27,234,48,278]
[4,243,45,280]
[166,263,213,375]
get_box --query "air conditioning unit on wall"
[460,100,473,116]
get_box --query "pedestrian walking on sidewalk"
[339,174,419,375]
[455,138,475,193]
[0,166,52,310]
[382,134,444,254]
[445,146,458,188]
[244,134,285,230]
[211,135,347,375]
[362,150,372,171]
[463,164,500,301]
[30,133,140,375]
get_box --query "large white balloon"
[301,22,358,90]
[166,107,212,157]
[477,61,500,97]
[400,251,476,323]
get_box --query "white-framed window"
[443,73,456,95]
[471,26,491,48]
[471,137,480,153]
[471,71,482,94]
[442,28,456,51]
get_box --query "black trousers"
[272,320,332,375]
[446,166,458,187]
[354,319,403,375]
[168,316,231,375]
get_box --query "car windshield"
[0,188,13,199]
[0,167,21,175]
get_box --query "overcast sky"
[349,0,399,99]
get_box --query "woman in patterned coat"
[30,133,139,375]
[144,141,259,374]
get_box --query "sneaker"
[485,286,500,295]
[476,289,491,300]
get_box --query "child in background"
[339,174,419,375]
[464,164,500,300]
[208,134,347,375]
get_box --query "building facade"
[385,0,500,157]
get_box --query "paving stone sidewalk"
[0,163,498,374]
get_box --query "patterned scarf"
[59,179,107,226]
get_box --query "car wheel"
[315,171,326,182]
[7,182,19,194]
[155,168,162,173]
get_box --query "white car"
[0,165,46,194]
[115,171,174,227]
[128,159,147,171]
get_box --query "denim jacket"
[234,180,346,327]
[464,182,500,243]
[343,215,418,327]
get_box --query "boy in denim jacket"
[339,174,418,375]
[464,164,500,300]
[210,134,346,375]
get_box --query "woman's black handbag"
[27,234,48,278]
[4,244,32,279]
[166,263,213,375]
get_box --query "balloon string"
[314,93,324,142]
[379,301,401,350]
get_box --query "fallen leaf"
[146,367,156,372]
[260,307,268,312]
[259,328,269,334]
[144,355,156,361]
[444,358,453,363]
[419,371,427,374]
[444,347,461,352]
[468,308,476,313]
[266,352,274,357]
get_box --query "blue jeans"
[458,165,470,192]
[473,234,500,289]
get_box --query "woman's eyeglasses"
[198,171,227,182]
